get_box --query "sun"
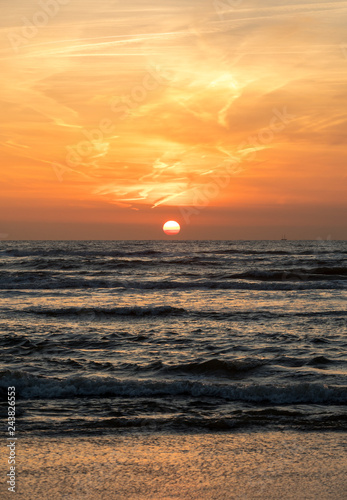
[163,220,180,235]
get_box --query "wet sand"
[1,431,346,499]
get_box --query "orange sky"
[1,0,346,239]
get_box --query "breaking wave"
[1,371,346,405]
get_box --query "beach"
[1,431,347,499]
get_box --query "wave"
[3,244,346,263]
[19,305,346,320]
[118,358,267,377]
[13,258,84,270]
[206,249,292,256]
[205,249,347,256]
[15,409,347,434]
[2,248,163,258]
[1,370,346,404]
[160,358,267,376]
[0,247,294,258]
[82,408,347,432]
[0,276,344,291]
[274,355,336,368]
[228,267,347,281]
[4,258,347,277]
[307,356,333,365]
[24,305,186,317]
[2,258,221,273]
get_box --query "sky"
[0,0,346,240]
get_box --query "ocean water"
[0,240,346,435]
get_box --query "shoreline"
[1,430,346,499]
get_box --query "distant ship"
[281,235,287,241]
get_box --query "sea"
[0,240,346,436]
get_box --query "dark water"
[0,240,346,435]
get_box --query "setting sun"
[163,220,180,235]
